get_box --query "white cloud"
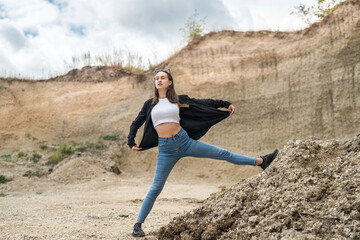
[0,19,28,51]
[1,0,58,29]
[222,0,319,31]
[0,47,16,75]
[0,0,314,79]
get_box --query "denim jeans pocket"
[158,139,168,147]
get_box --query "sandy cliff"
[0,0,359,178]
[162,0,360,154]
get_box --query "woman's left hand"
[228,104,235,115]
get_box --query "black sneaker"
[259,149,279,170]
[132,222,145,237]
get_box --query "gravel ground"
[0,164,234,240]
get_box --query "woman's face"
[154,71,172,90]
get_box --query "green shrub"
[39,144,48,150]
[46,139,111,165]
[103,134,119,141]
[0,175,6,184]
[137,69,145,75]
[47,143,74,165]
[17,151,27,158]
[75,145,87,152]
[95,141,108,150]
[60,143,74,155]
[0,193,7,197]
[48,151,62,165]
[23,168,44,178]
[30,150,42,163]
[25,132,31,139]
[85,141,94,148]
[1,154,11,160]
[0,86,7,90]
[27,163,36,168]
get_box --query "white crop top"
[151,98,180,128]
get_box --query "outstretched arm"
[190,97,232,109]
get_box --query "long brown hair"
[152,70,180,106]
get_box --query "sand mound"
[49,156,107,184]
[158,133,360,239]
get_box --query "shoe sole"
[132,233,145,237]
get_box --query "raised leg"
[183,138,257,165]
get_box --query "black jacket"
[127,94,232,151]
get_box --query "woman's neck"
[158,89,167,99]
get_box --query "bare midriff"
[154,103,189,138]
[155,122,182,138]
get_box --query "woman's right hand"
[131,145,142,151]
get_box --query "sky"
[0,0,314,79]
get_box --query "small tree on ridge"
[180,9,207,44]
[291,0,345,25]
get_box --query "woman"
[128,68,278,237]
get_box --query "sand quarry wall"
[0,0,359,178]
[161,0,360,153]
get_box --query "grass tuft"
[30,150,42,163]
[0,175,6,184]
[1,154,11,160]
[103,134,119,141]
[75,145,87,152]
[47,143,74,165]
[39,144,48,150]
[95,141,108,150]
[17,151,27,158]
[25,131,31,139]
[23,168,45,178]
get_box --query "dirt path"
[0,171,240,239]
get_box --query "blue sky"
[0,0,314,79]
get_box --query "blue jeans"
[137,127,257,223]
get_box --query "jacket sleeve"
[190,96,232,109]
[127,100,149,149]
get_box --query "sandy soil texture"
[0,165,245,240]
[0,145,252,240]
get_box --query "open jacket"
[127,94,232,151]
